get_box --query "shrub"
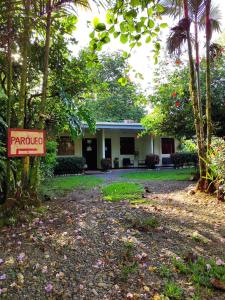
[101,158,111,171]
[41,141,58,178]
[145,154,159,169]
[179,139,197,153]
[54,156,85,175]
[171,152,198,168]
[206,137,225,200]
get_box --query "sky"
[71,0,225,91]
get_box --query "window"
[161,138,175,154]
[57,136,74,155]
[120,137,135,155]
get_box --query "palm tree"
[161,0,221,190]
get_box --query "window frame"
[57,136,75,156]
[161,138,175,154]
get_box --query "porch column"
[151,135,154,153]
[102,129,105,159]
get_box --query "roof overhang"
[82,122,144,131]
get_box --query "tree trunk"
[194,15,204,145]
[18,0,31,190]
[205,0,212,151]
[183,0,206,190]
[31,0,52,191]
[6,0,13,201]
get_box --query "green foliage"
[179,139,197,153]
[41,141,58,179]
[142,56,225,139]
[120,261,139,282]
[207,137,225,183]
[85,51,146,122]
[121,168,194,181]
[172,256,225,289]
[164,281,183,299]
[89,1,166,62]
[170,153,198,168]
[145,154,159,169]
[102,182,144,202]
[159,265,172,279]
[54,156,86,175]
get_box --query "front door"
[82,138,97,170]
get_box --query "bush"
[171,152,198,168]
[145,154,159,169]
[41,141,58,178]
[206,137,225,200]
[101,158,111,171]
[179,139,197,153]
[54,156,85,175]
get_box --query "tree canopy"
[142,54,225,139]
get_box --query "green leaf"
[95,23,106,32]
[130,0,140,7]
[113,31,120,38]
[145,36,151,43]
[122,51,129,58]
[147,7,153,16]
[148,19,155,29]
[120,21,127,33]
[126,9,137,19]
[156,4,165,13]
[106,10,114,24]
[89,31,95,39]
[93,17,99,27]
[120,34,128,44]
[101,36,110,44]
[108,26,115,33]
[134,34,141,41]
[118,77,128,86]
[160,23,168,28]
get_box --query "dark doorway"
[82,138,97,170]
[161,138,175,154]
[105,138,112,159]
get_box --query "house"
[57,121,179,170]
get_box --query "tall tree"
[164,0,221,190]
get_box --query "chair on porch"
[122,158,134,168]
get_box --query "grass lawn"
[40,175,103,198]
[102,182,144,202]
[121,168,195,181]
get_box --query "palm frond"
[167,17,191,54]
[159,0,183,19]
[188,0,205,20]
[199,4,222,32]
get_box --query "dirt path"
[0,181,225,299]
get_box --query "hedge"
[171,152,198,168]
[54,156,86,175]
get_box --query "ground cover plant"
[40,175,103,199]
[121,168,194,181]
[102,182,144,202]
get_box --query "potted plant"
[114,157,119,169]
[101,158,111,172]
[145,154,159,169]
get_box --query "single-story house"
[57,121,179,170]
